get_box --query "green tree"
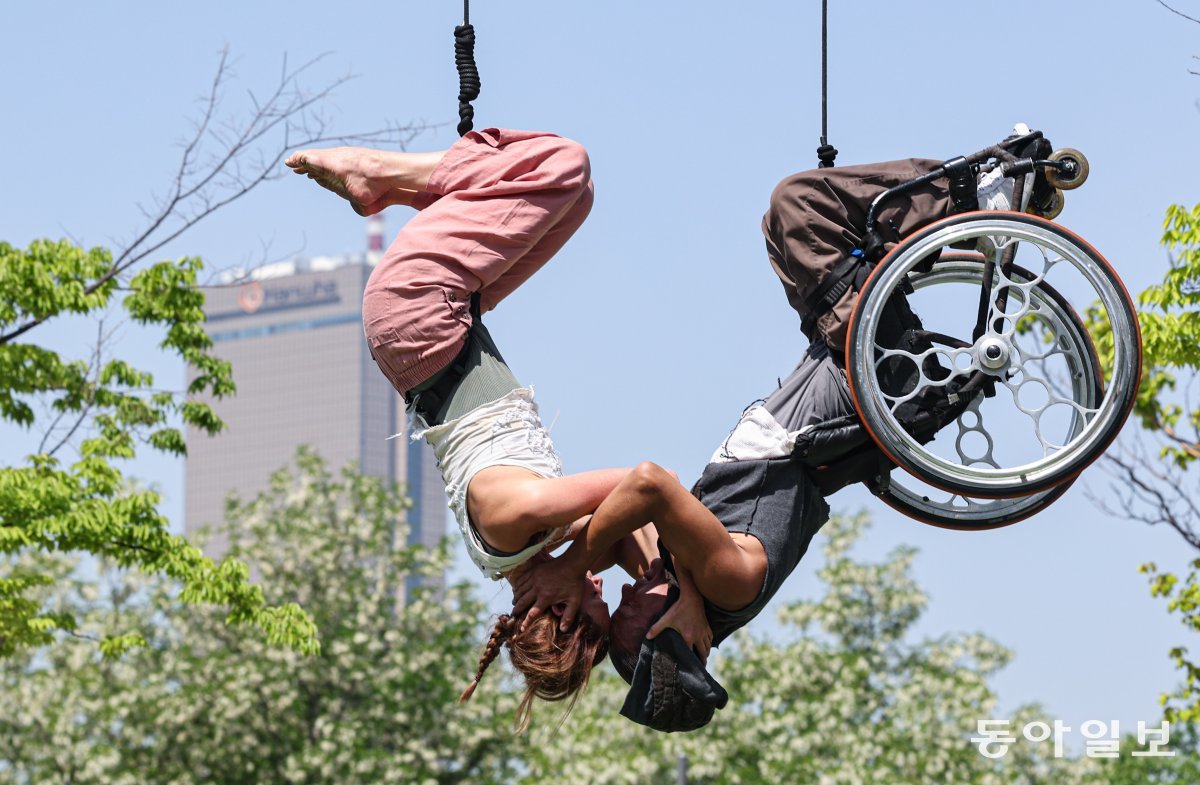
[0,50,423,658]
[1089,203,1200,723]
[12,479,1185,784]
[0,449,526,785]
[1098,722,1200,785]
[1088,0,1200,730]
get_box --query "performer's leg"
[762,159,954,352]
[285,147,446,215]
[358,129,593,396]
[478,180,594,313]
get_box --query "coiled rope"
[454,0,481,137]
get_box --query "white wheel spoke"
[849,214,1138,503]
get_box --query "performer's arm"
[469,467,632,553]
[512,461,763,629]
[647,563,714,663]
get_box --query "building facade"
[185,221,445,570]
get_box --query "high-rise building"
[185,217,445,573]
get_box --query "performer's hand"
[647,589,713,664]
[510,554,586,633]
[560,514,591,543]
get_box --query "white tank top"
[413,387,567,579]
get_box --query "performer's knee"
[626,461,674,510]
[542,136,592,193]
[767,170,822,220]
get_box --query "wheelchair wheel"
[875,252,1102,529]
[1034,188,1066,220]
[1046,148,1089,191]
[846,212,1141,499]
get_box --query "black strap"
[802,250,865,337]
[408,293,483,423]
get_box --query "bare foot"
[285,147,394,215]
[356,188,428,216]
[285,147,445,215]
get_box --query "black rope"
[454,0,480,137]
[817,0,838,168]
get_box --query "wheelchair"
[844,129,1141,530]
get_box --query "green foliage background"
[1089,204,1200,725]
[0,241,317,657]
[5,451,1195,784]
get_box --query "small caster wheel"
[1032,188,1065,220]
[1046,148,1089,190]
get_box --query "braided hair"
[459,613,517,702]
[459,609,610,733]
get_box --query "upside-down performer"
[509,126,1057,732]
[287,129,623,731]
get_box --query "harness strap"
[802,249,866,337]
[408,292,483,423]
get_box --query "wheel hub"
[975,335,1011,373]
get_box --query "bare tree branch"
[63,630,101,644]
[1155,0,1200,25]
[38,318,112,458]
[1183,374,1200,444]
[0,48,433,347]
[199,234,311,287]
[1156,421,1200,458]
[1087,435,1200,550]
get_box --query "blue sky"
[4,0,1199,743]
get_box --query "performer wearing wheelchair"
[510,126,1080,732]
[765,131,1058,356]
